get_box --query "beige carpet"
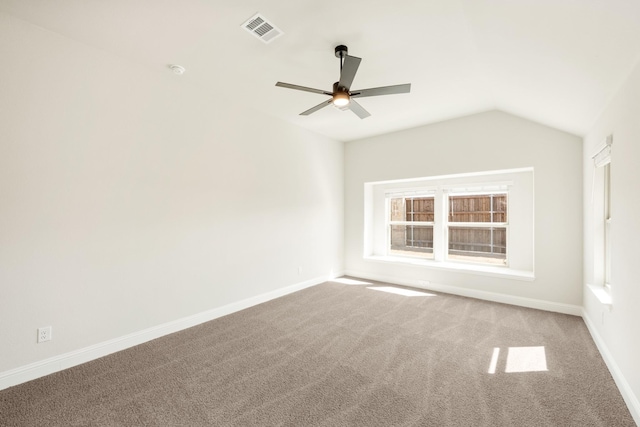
[0,277,635,426]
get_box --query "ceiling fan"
[275,45,411,119]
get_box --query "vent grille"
[242,13,283,44]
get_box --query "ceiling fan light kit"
[332,88,350,107]
[276,45,411,119]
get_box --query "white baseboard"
[344,270,582,316]
[582,309,640,425]
[0,274,337,391]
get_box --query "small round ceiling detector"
[169,64,186,75]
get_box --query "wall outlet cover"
[37,326,52,343]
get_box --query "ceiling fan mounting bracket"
[334,45,348,58]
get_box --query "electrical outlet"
[298,266,302,275]
[37,326,52,343]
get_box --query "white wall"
[345,111,583,310]
[583,59,640,421]
[0,14,344,375]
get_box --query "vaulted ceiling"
[2,0,639,141]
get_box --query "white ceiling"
[2,0,639,141]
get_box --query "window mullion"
[433,189,446,262]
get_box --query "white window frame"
[384,188,511,266]
[592,136,612,292]
[387,193,436,259]
[445,191,509,266]
[604,162,611,291]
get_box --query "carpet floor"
[0,277,635,426]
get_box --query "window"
[366,168,534,278]
[447,193,507,265]
[592,135,612,291]
[604,162,611,289]
[389,196,434,259]
[386,190,509,266]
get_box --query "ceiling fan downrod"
[335,45,348,74]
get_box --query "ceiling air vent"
[241,13,283,44]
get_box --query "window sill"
[587,284,612,307]
[364,255,535,281]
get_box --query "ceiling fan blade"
[338,55,361,90]
[351,83,411,98]
[348,100,371,119]
[300,99,333,116]
[276,82,332,96]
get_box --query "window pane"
[448,227,506,264]
[390,225,434,259]
[449,194,507,223]
[604,163,611,285]
[391,196,434,222]
[406,197,434,222]
[390,198,405,221]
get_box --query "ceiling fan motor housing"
[333,82,349,94]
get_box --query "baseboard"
[344,270,582,316]
[0,274,338,391]
[582,309,640,425]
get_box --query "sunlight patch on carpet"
[488,347,501,374]
[331,278,373,285]
[488,346,548,374]
[367,286,436,297]
[505,346,548,373]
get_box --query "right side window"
[447,193,508,265]
[593,135,612,291]
[603,162,611,290]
